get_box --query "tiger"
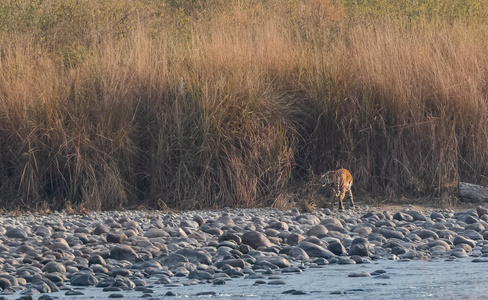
[321,168,355,210]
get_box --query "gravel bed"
[0,205,486,299]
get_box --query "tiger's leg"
[348,189,355,209]
[329,192,336,209]
[338,191,345,210]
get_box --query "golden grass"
[1,0,488,210]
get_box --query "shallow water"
[5,258,488,299]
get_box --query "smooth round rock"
[348,272,370,277]
[110,245,138,261]
[241,231,272,249]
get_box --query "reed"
[0,0,487,209]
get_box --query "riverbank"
[0,205,487,299]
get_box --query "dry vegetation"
[1,0,488,210]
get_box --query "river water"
[5,258,487,299]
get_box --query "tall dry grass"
[1,0,488,210]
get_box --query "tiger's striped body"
[321,168,355,210]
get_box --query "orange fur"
[321,168,355,210]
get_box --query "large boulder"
[298,241,335,259]
[110,245,138,261]
[241,231,272,249]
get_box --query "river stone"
[350,255,364,264]
[110,268,133,277]
[42,261,66,273]
[306,225,328,238]
[43,273,65,285]
[107,231,127,243]
[0,244,9,253]
[188,270,214,280]
[176,248,212,265]
[459,214,479,225]
[92,224,110,235]
[455,243,473,253]
[110,245,138,261]
[102,288,122,294]
[268,280,286,285]
[215,259,246,269]
[377,228,404,239]
[348,272,370,277]
[405,210,427,221]
[204,227,223,236]
[0,278,11,289]
[0,275,18,287]
[287,233,305,246]
[338,257,356,264]
[352,237,370,248]
[453,236,476,248]
[299,241,335,258]
[428,240,451,251]
[375,220,396,228]
[6,227,28,239]
[242,231,272,249]
[267,229,283,238]
[296,215,320,225]
[328,241,346,255]
[174,267,190,277]
[417,229,439,240]
[181,219,200,229]
[305,236,328,248]
[160,253,189,268]
[462,229,483,240]
[144,228,169,238]
[451,249,469,258]
[66,290,84,295]
[267,221,289,231]
[88,254,106,266]
[466,222,485,232]
[477,206,488,217]
[393,212,413,222]
[34,226,51,237]
[32,275,60,293]
[321,217,343,226]
[430,212,445,221]
[30,281,50,293]
[192,215,204,226]
[70,273,98,286]
[324,224,349,234]
[288,246,310,260]
[353,226,373,236]
[165,291,178,296]
[256,256,291,268]
[349,238,370,257]
[219,232,242,244]
[18,244,36,254]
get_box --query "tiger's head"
[320,171,334,187]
